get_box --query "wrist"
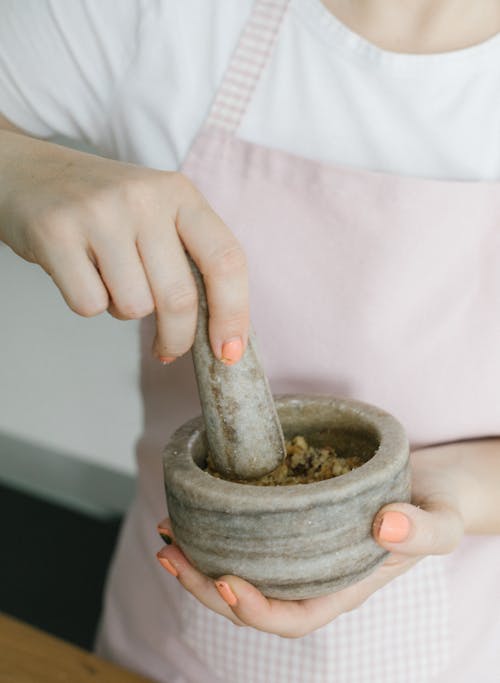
[0,129,33,241]
[412,438,500,536]
[458,438,500,535]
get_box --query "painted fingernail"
[159,356,176,365]
[220,338,243,366]
[157,525,173,543]
[157,554,179,577]
[378,511,411,543]
[215,580,238,607]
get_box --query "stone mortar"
[164,394,411,600]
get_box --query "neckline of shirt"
[293,0,500,70]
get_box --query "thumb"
[373,502,464,556]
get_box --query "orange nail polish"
[378,511,411,543]
[215,580,238,607]
[157,555,179,577]
[159,356,176,365]
[220,338,243,366]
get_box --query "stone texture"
[164,394,411,600]
[189,260,286,479]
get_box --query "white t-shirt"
[2,5,500,683]
[2,0,500,180]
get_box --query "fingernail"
[220,338,243,366]
[215,580,238,607]
[158,532,172,545]
[378,511,411,543]
[159,356,176,365]
[157,554,179,577]
[157,524,172,539]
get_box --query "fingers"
[155,519,420,638]
[137,219,198,359]
[213,576,316,637]
[156,532,305,636]
[157,518,175,545]
[41,243,109,317]
[156,457,466,639]
[26,159,248,361]
[202,550,419,638]
[39,220,155,322]
[373,501,464,556]
[93,240,155,320]
[175,191,249,361]
[156,526,245,627]
[134,176,249,362]
[156,519,279,631]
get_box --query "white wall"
[0,244,141,475]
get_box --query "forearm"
[0,128,28,231]
[0,127,111,256]
[0,127,65,245]
[457,437,500,534]
[413,437,500,535]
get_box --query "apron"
[95,2,500,682]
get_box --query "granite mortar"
[163,394,410,599]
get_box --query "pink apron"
[95,2,500,681]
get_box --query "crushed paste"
[206,435,364,486]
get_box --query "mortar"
[163,394,410,600]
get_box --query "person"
[0,0,499,681]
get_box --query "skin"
[154,0,500,636]
[157,439,500,637]
[1,0,499,640]
[322,0,500,53]
[0,120,249,363]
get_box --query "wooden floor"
[0,482,122,649]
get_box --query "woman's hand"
[0,128,249,364]
[156,439,500,638]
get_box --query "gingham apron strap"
[206,0,290,133]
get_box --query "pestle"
[189,259,286,480]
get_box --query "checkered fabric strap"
[206,0,290,133]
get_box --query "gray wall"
[0,243,141,476]
[0,136,142,513]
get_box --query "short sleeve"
[0,0,149,143]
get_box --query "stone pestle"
[189,259,286,480]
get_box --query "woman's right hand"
[0,127,249,364]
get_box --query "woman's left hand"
[155,439,497,638]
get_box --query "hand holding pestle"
[189,258,286,480]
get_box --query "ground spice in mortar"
[206,435,364,485]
